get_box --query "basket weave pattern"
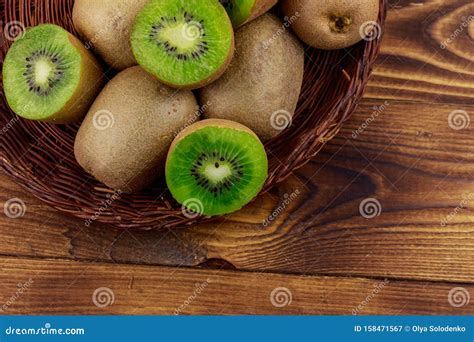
[0,0,386,229]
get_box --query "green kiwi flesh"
[220,0,277,27]
[166,119,268,216]
[131,0,234,89]
[2,24,103,123]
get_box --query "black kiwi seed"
[23,49,65,96]
[190,151,245,195]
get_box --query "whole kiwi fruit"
[73,0,149,70]
[282,0,380,50]
[74,66,199,193]
[200,14,304,141]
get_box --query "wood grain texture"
[1,100,473,284]
[366,0,474,104]
[0,0,473,315]
[0,257,472,315]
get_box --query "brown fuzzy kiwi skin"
[74,66,199,193]
[72,0,148,70]
[242,0,278,27]
[168,118,260,156]
[282,0,380,50]
[200,14,304,141]
[46,34,104,124]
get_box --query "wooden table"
[0,0,473,315]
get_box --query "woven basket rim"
[0,0,387,230]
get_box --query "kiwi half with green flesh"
[166,119,268,216]
[73,0,149,70]
[2,24,104,123]
[131,0,234,89]
[220,0,277,27]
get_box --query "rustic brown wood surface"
[0,0,473,314]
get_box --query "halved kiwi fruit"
[219,0,277,27]
[2,24,104,123]
[131,0,234,89]
[166,119,268,216]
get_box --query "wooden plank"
[0,256,472,315]
[366,0,474,104]
[1,100,473,283]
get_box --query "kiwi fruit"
[74,66,199,193]
[166,119,268,216]
[131,0,234,89]
[2,24,104,123]
[72,0,148,70]
[282,0,380,50]
[200,14,304,141]
[219,0,277,27]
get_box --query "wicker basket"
[0,0,386,229]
